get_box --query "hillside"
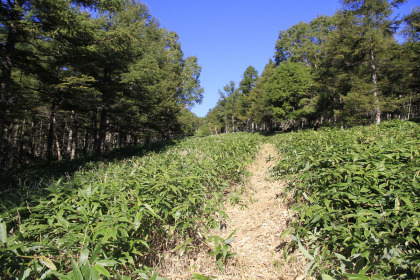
[1,120,419,279]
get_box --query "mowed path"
[160,143,306,279]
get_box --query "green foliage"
[0,133,262,278]
[204,1,419,133]
[176,110,202,136]
[270,120,420,279]
[192,273,216,280]
[275,15,335,67]
[265,62,314,123]
[0,0,203,166]
[207,231,237,272]
[318,0,402,124]
[248,60,276,125]
[194,125,212,137]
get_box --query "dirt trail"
[159,143,306,279]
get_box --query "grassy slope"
[1,133,263,279]
[1,120,418,279]
[270,120,419,279]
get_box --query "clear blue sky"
[141,0,419,117]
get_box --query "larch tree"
[218,81,236,133]
[247,59,275,130]
[236,66,258,130]
[265,61,313,130]
[321,0,405,125]
[0,0,203,166]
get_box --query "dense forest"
[200,0,419,135]
[0,0,203,168]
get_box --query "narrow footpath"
[160,143,307,279]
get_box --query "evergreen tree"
[247,59,275,130]
[274,15,335,68]
[265,61,314,130]
[0,0,203,165]
[236,66,258,130]
[398,7,420,119]
[0,0,124,163]
[320,0,405,125]
[218,81,236,133]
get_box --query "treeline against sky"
[201,0,419,135]
[0,0,203,167]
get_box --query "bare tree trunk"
[55,131,62,161]
[96,108,107,156]
[38,120,43,157]
[370,49,381,124]
[47,102,56,161]
[231,115,235,132]
[71,114,77,160]
[0,110,5,156]
[67,115,73,157]
[92,111,98,154]
[67,111,77,160]
[18,119,25,161]
[12,123,18,147]
[83,129,89,155]
[119,132,124,148]
[105,120,111,150]
[30,117,35,157]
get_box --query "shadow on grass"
[0,139,178,212]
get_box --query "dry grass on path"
[158,143,307,280]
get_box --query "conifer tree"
[248,60,275,130]
[265,62,313,130]
[320,0,405,124]
[236,66,258,130]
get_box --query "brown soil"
[158,143,307,280]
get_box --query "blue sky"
[141,0,419,117]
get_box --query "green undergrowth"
[0,133,263,279]
[0,140,179,206]
[270,120,419,279]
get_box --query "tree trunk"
[71,115,78,160]
[0,1,21,153]
[105,121,111,150]
[47,102,56,161]
[18,119,25,161]
[119,132,124,148]
[67,112,74,157]
[55,131,62,161]
[67,111,78,160]
[96,108,107,156]
[12,123,19,147]
[92,111,98,154]
[38,120,44,157]
[231,115,235,132]
[0,109,5,156]
[30,118,35,157]
[83,129,89,155]
[370,49,381,124]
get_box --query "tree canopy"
[0,0,203,166]
[204,0,419,133]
